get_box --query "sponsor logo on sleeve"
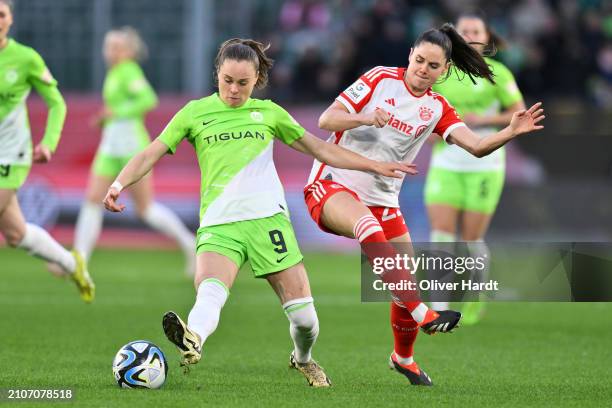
[344,79,371,104]
[40,68,55,85]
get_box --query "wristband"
[110,180,123,192]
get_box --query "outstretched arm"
[289,131,417,178]
[103,140,168,212]
[447,102,545,158]
[318,101,390,132]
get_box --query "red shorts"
[304,179,409,240]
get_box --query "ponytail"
[414,23,495,84]
[214,38,274,89]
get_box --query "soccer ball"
[112,340,168,389]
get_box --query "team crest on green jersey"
[4,69,18,84]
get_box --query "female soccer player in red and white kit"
[305,24,544,385]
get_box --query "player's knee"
[3,227,25,247]
[431,229,455,242]
[284,298,319,333]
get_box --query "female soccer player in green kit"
[0,0,93,301]
[70,27,196,274]
[425,14,526,323]
[103,38,416,387]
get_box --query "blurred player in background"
[425,14,525,324]
[70,27,196,275]
[307,23,543,385]
[103,38,412,387]
[0,0,93,301]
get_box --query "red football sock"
[390,301,419,359]
[354,215,428,321]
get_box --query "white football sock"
[74,201,104,261]
[430,301,449,311]
[284,297,319,364]
[187,278,229,346]
[142,202,195,254]
[394,352,414,366]
[19,223,76,273]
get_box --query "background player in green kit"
[67,27,196,275]
[0,0,93,301]
[103,38,414,387]
[425,14,526,323]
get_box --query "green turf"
[0,248,611,407]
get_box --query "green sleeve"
[157,102,193,154]
[28,50,66,152]
[271,102,305,145]
[111,65,158,119]
[494,63,523,108]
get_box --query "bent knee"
[3,227,25,247]
[284,299,319,330]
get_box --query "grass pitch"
[0,248,611,407]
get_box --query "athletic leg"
[0,189,94,302]
[73,171,111,260]
[162,251,237,367]
[321,191,433,323]
[426,204,460,311]
[267,263,331,387]
[459,170,504,324]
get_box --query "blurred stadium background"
[7,0,612,251]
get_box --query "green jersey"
[0,38,66,166]
[100,60,157,157]
[158,93,305,227]
[431,58,523,171]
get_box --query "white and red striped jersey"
[307,66,466,207]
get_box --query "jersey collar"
[214,92,253,109]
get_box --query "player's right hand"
[363,108,390,128]
[33,144,52,163]
[372,162,418,178]
[103,188,125,212]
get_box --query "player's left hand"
[103,188,125,212]
[510,102,545,136]
[372,162,418,178]
[33,144,52,163]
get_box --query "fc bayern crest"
[419,106,433,121]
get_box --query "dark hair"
[214,38,274,89]
[456,11,507,55]
[0,0,14,12]
[414,23,495,84]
